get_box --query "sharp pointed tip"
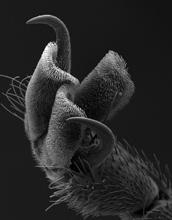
[26,15,56,25]
[26,16,41,25]
[26,19,34,25]
[66,117,114,140]
[66,117,115,140]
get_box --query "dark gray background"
[0,1,172,220]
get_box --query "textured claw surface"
[74,51,135,122]
[43,86,86,169]
[25,42,79,141]
[25,15,77,141]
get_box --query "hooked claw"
[26,14,71,72]
[66,117,116,169]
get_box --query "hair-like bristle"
[145,200,172,220]
[48,142,148,217]
[0,74,30,120]
[45,139,172,219]
[165,165,172,189]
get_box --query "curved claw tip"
[66,117,115,141]
[26,14,71,73]
[26,14,60,25]
[67,117,115,168]
[67,117,102,128]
